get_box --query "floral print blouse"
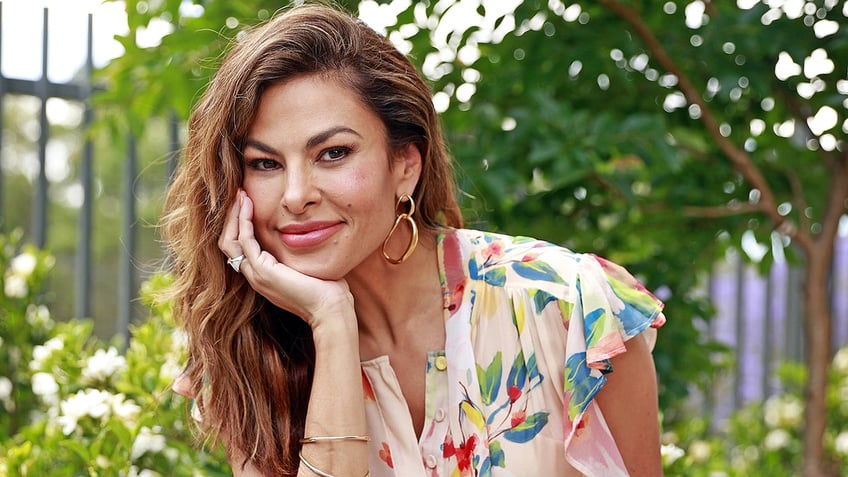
[360,229,666,477]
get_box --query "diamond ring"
[227,254,245,273]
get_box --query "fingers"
[218,190,243,259]
[172,370,196,398]
[235,192,264,275]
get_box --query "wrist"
[309,305,358,344]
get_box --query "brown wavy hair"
[159,2,462,475]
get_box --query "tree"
[97,1,846,475]
[390,1,844,475]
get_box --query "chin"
[285,259,349,282]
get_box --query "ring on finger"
[227,254,245,273]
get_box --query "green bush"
[660,350,848,476]
[0,231,229,476]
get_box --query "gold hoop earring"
[382,194,419,265]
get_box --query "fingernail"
[238,190,244,206]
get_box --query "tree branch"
[681,202,762,218]
[598,0,814,252]
[817,150,848,249]
[782,166,811,233]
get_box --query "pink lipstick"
[278,221,343,248]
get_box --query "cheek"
[243,183,278,224]
[344,168,394,208]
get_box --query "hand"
[218,190,354,327]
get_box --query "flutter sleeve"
[561,253,665,475]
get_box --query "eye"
[320,146,351,162]
[246,158,281,171]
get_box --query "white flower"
[126,466,162,477]
[159,356,182,382]
[4,274,27,298]
[661,443,685,465]
[835,431,848,455]
[58,389,113,435]
[688,439,712,464]
[30,337,64,371]
[764,429,792,450]
[131,426,167,460]
[0,376,12,405]
[109,393,141,423]
[171,329,188,350]
[82,347,127,382]
[10,253,37,277]
[25,304,51,328]
[95,455,111,469]
[764,394,804,428]
[833,347,848,374]
[31,372,59,404]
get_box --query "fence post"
[168,111,179,182]
[0,3,4,228]
[732,254,744,409]
[75,13,94,320]
[33,7,49,248]
[118,134,137,343]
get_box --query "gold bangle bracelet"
[298,451,369,477]
[299,435,370,444]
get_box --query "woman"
[164,3,666,476]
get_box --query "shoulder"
[448,228,588,290]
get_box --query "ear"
[394,143,423,195]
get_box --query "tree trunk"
[801,251,832,477]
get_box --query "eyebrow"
[243,126,362,156]
[306,126,362,149]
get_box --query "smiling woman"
[161,3,666,477]
[240,76,416,280]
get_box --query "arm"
[593,333,663,477]
[228,310,367,477]
[297,305,368,477]
[227,192,368,477]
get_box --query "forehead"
[248,74,386,140]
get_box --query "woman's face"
[241,74,420,280]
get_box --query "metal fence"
[2,3,847,420]
[0,3,178,338]
[706,239,848,424]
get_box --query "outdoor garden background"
[2,1,848,476]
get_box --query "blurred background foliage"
[2,1,847,475]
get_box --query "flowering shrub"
[0,230,56,444]
[0,232,229,477]
[660,349,848,476]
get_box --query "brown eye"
[247,159,281,170]
[320,146,351,162]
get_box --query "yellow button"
[434,356,448,371]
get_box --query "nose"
[281,163,320,215]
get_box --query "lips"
[278,221,343,248]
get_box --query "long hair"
[159,2,462,475]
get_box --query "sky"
[1,0,127,83]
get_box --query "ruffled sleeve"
[562,253,665,475]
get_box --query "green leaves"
[502,411,549,444]
[476,351,503,406]
[0,236,230,476]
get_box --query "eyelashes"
[244,144,356,171]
